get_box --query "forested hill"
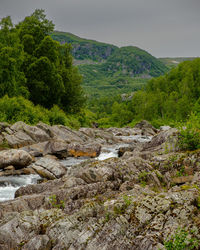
[101,46,167,77]
[51,31,118,61]
[51,31,168,99]
[51,31,167,77]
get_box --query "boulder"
[32,158,66,180]
[142,128,179,153]
[50,125,83,143]
[22,139,69,158]
[0,149,32,169]
[67,143,101,158]
[172,175,194,184]
[22,142,48,157]
[4,131,35,148]
[118,144,136,157]
[79,128,119,144]
[134,120,158,136]
[11,121,50,143]
[43,139,68,158]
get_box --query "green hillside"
[102,46,167,77]
[51,31,168,99]
[51,31,118,61]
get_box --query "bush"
[0,95,81,129]
[164,228,199,250]
[178,113,200,151]
[0,95,49,124]
[48,105,68,126]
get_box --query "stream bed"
[0,135,152,202]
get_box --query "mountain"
[51,31,168,98]
[51,31,167,76]
[101,46,167,77]
[51,31,118,61]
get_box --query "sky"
[1,0,200,58]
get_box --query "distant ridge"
[51,31,197,99]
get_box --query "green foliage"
[103,46,167,77]
[164,228,199,250]
[178,113,200,151]
[49,194,65,209]
[175,166,186,177]
[123,195,131,207]
[0,9,85,115]
[51,31,118,61]
[138,171,149,186]
[0,95,83,128]
[0,95,49,124]
[101,58,200,128]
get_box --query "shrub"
[0,95,81,129]
[48,105,68,126]
[164,228,199,250]
[178,113,200,151]
[0,95,49,124]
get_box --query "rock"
[0,122,10,133]
[4,131,35,148]
[134,120,158,136]
[1,121,200,249]
[160,125,171,131]
[32,157,66,180]
[11,121,50,143]
[0,149,32,169]
[22,235,52,250]
[50,125,83,143]
[22,142,48,157]
[43,139,68,158]
[118,144,136,157]
[67,143,101,158]
[79,128,119,144]
[4,165,15,171]
[142,128,179,153]
[172,175,194,184]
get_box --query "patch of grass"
[164,228,199,250]
[49,195,65,209]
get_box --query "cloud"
[0,0,199,57]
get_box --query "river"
[0,135,152,202]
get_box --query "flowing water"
[0,174,41,202]
[0,134,152,202]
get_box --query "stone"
[0,149,32,169]
[118,144,136,157]
[67,143,101,158]
[4,131,35,148]
[32,157,66,180]
[11,121,50,143]
[142,127,179,153]
[172,175,194,184]
[22,235,52,250]
[4,165,15,171]
[22,142,48,157]
[43,139,68,158]
[134,120,158,136]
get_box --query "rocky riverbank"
[0,121,200,249]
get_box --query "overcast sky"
[1,0,200,57]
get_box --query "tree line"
[0,9,85,115]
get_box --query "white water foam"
[0,174,41,202]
